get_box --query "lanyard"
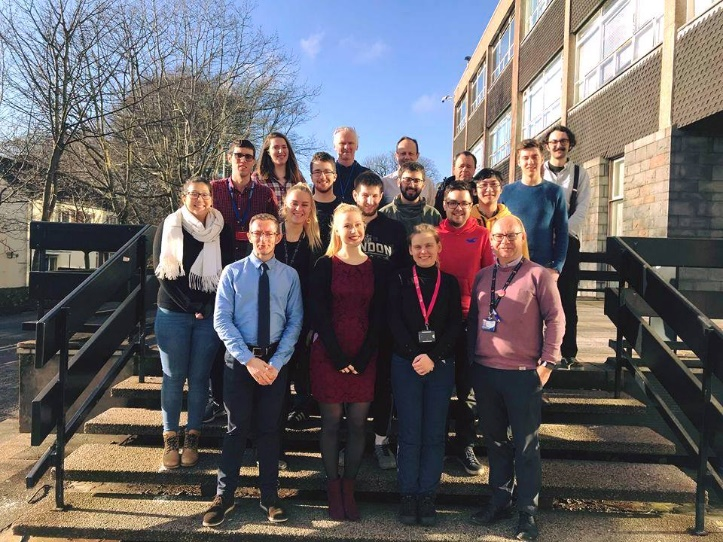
[282,223,305,266]
[412,266,441,330]
[338,162,356,200]
[228,180,255,227]
[489,258,525,318]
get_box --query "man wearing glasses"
[437,182,494,476]
[467,215,564,541]
[309,151,340,248]
[542,126,591,369]
[204,213,303,527]
[380,136,436,206]
[379,161,441,234]
[211,139,279,263]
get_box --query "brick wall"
[568,49,662,165]
[467,101,485,147]
[518,0,565,90]
[579,157,608,296]
[486,63,513,127]
[570,0,605,32]
[673,7,723,128]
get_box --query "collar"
[228,177,254,194]
[249,253,277,269]
[496,255,523,269]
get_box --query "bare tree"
[363,151,441,184]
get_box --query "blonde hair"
[325,203,364,258]
[281,184,322,251]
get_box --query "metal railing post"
[692,325,713,536]
[137,236,147,384]
[55,306,70,510]
[613,252,626,399]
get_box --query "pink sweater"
[468,258,564,370]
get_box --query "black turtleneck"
[388,264,463,362]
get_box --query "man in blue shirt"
[203,213,303,527]
[499,139,568,279]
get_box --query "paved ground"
[0,301,722,541]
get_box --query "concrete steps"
[14,493,710,542]
[63,444,695,503]
[83,407,677,457]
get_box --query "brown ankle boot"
[181,430,200,467]
[326,478,345,520]
[162,431,180,469]
[341,478,360,521]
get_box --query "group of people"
[152,124,591,541]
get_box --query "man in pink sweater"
[467,215,564,541]
[437,181,494,476]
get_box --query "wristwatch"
[538,360,557,369]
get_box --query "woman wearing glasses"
[275,184,323,446]
[253,132,307,204]
[388,224,462,526]
[309,204,386,521]
[154,177,224,470]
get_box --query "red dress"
[310,257,377,403]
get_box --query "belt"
[247,342,279,360]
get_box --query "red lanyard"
[412,266,441,330]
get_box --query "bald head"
[491,215,526,264]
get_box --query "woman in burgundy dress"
[310,203,385,521]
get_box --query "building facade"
[452,0,723,290]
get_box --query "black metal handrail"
[605,236,723,535]
[25,224,158,510]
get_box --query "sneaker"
[338,448,345,468]
[203,400,224,424]
[287,409,309,428]
[374,443,397,470]
[456,445,482,475]
[398,494,416,525]
[181,430,200,467]
[162,431,180,469]
[202,494,234,527]
[418,493,437,527]
[471,503,514,525]
[559,357,582,369]
[255,455,288,471]
[260,499,289,523]
[515,512,539,540]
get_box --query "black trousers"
[371,339,394,437]
[472,364,542,516]
[451,322,476,448]
[558,235,581,358]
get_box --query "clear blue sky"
[252,1,495,182]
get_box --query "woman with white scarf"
[154,176,224,469]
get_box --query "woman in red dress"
[310,203,385,521]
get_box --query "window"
[455,95,468,135]
[492,16,514,81]
[575,0,664,102]
[526,0,552,35]
[470,138,485,174]
[488,111,511,166]
[470,63,487,112]
[695,0,721,16]
[521,53,563,138]
[609,158,625,236]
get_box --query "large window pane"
[488,111,511,166]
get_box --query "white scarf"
[155,206,224,292]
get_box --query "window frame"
[492,16,515,82]
[525,0,552,35]
[488,110,512,167]
[455,94,468,135]
[470,62,487,112]
[608,157,625,236]
[470,138,485,174]
[575,0,664,103]
[521,53,563,139]
[695,0,721,17]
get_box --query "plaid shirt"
[251,172,307,204]
[211,177,278,262]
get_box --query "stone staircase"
[13,356,699,541]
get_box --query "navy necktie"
[257,262,270,347]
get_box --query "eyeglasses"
[476,182,501,191]
[249,231,278,239]
[401,176,424,185]
[492,232,523,242]
[445,200,472,209]
[186,192,211,200]
[547,139,570,146]
[233,152,255,161]
[312,169,336,177]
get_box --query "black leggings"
[319,402,370,480]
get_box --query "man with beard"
[381,136,436,206]
[333,126,371,204]
[352,171,408,470]
[310,151,341,248]
[436,181,494,476]
[379,161,441,235]
[434,151,477,214]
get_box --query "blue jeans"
[391,353,455,496]
[155,307,220,432]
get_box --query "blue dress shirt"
[214,253,303,370]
